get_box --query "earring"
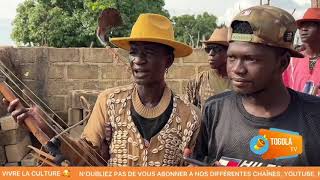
[165,68,168,74]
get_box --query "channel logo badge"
[249,128,303,160]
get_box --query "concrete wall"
[0,47,209,122]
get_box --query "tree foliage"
[12,0,217,48]
[11,0,169,47]
[172,12,217,48]
[86,0,169,37]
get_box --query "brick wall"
[0,47,209,121]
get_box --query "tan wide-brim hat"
[110,13,193,58]
[296,8,320,27]
[201,27,229,47]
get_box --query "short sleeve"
[81,91,109,148]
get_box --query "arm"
[80,90,112,163]
[81,91,108,148]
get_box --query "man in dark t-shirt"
[192,5,320,166]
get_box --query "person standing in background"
[185,27,231,109]
[283,8,320,96]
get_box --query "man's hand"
[183,148,222,166]
[3,98,55,138]
[183,148,196,166]
[3,98,42,125]
[3,98,28,124]
[183,148,193,158]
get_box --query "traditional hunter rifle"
[0,59,108,166]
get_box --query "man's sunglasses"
[204,45,225,54]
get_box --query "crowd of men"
[3,5,320,166]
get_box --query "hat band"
[231,33,253,42]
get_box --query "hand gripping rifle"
[0,61,107,166]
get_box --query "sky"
[0,0,312,46]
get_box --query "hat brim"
[200,40,229,47]
[110,37,193,58]
[296,19,320,26]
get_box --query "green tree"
[172,12,218,48]
[11,0,169,47]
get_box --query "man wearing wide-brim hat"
[4,13,201,167]
[81,13,201,166]
[185,27,231,109]
[283,8,320,96]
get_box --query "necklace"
[309,54,320,71]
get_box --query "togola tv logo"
[249,128,303,160]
